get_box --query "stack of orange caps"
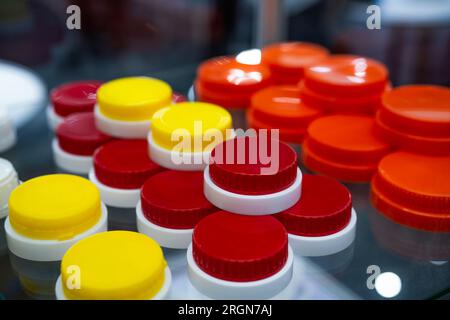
[302,114,391,182]
[261,42,329,85]
[195,56,272,109]
[247,85,323,144]
[375,85,450,155]
[299,55,390,114]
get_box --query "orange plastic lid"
[262,42,329,84]
[302,114,391,182]
[371,151,450,231]
[247,86,322,143]
[303,55,388,97]
[299,81,389,114]
[376,85,450,154]
[195,56,272,108]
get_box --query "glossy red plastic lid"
[302,114,391,182]
[248,86,323,143]
[371,151,450,231]
[192,211,288,282]
[303,55,388,97]
[56,112,112,156]
[195,56,272,108]
[51,81,102,117]
[276,174,352,236]
[141,170,217,229]
[93,139,164,189]
[375,85,450,154]
[261,42,329,84]
[209,135,298,195]
[172,92,187,103]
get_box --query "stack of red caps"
[375,85,450,155]
[261,42,329,85]
[137,170,218,249]
[299,55,389,114]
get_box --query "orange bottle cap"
[371,151,450,231]
[376,85,450,154]
[195,56,272,108]
[303,55,388,97]
[261,42,329,84]
[302,114,391,182]
[247,86,322,143]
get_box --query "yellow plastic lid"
[8,174,101,240]
[151,102,233,152]
[61,231,167,300]
[97,77,172,121]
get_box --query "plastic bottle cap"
[371,151,450,231]
[141,170,217,229]
[0,158,19,218]
[97,77,172,121]
[303,55,388,97]
[151,102,233,152]
[56,112,112,156]
[209,136,298,195]
[50,81,102,117]
[195,56,272,108]
[275,174,352,236]
[299,81,389,114]
[8,174,101,240]
[172,92,187,103]
[261,42,329,84]
[192,211,288,282]
[60,231,168,299]
[0,107,17,152]
[302,114,391,182]
[248,85,323,143]
[375,85,450,153]
[93,139,163,189]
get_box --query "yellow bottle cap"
[61,231,167,300]
[151,102,233,152]
[97,77,172,121]
[8,174,101,240]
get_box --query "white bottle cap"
[0,158,19,218]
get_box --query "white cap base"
[55,266,172,300]
[4,203,108,262]
[187,244,293,300]
[0,158,19,219]
[203,166,302,215]
[136,201,193,249]
[89,169,140,208]
[52,139,93,175]
[288,208,357,257]
[94,105,150,139]
[46,106,64,131]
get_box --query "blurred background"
[0,0,449,300]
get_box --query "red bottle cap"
[93,139,164,189]
[247,86,323,144]
[56,112,113,156]
[51,81,102,117]
[141,170,217,229]
[371,151,450,231]
[303,55,388,97]
[299,81,389,114]
[195,56,272,108]
[375,85,450,154]
[209,135,298,195]
[302,114,391,182]
[275,174,352,236]
[262,42,329,85]
[192,211,288,282]
[172,92,187,103]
